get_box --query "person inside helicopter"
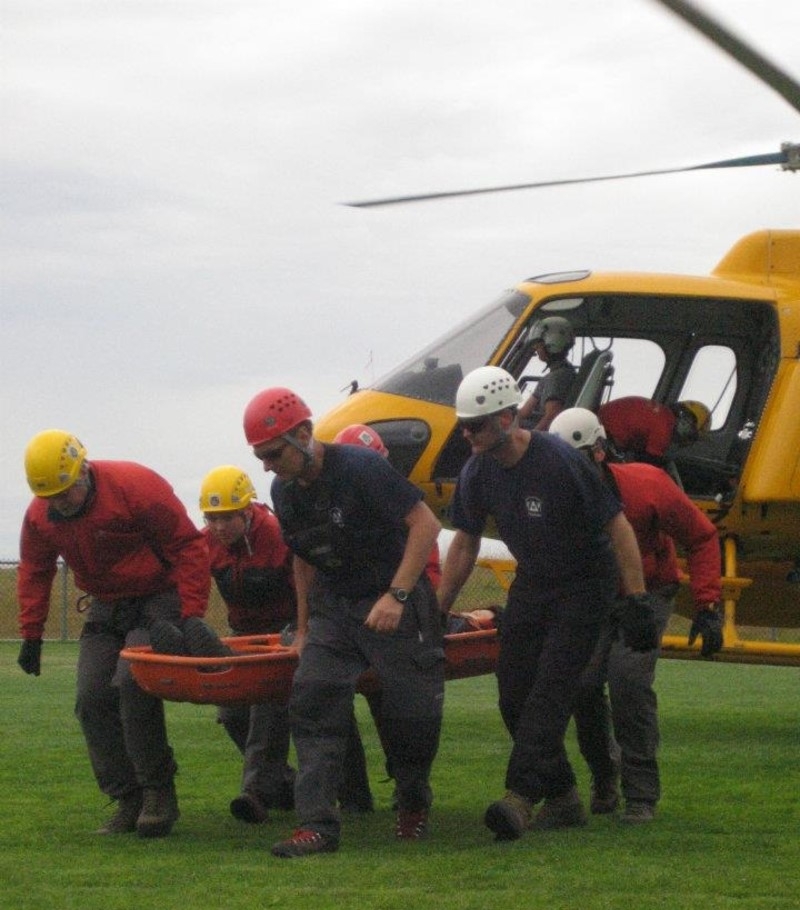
[598,396,711,483]
[516,316,577,430]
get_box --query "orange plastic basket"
[122,634,297,705]
[443,628,499,681]
[123,629,499,706]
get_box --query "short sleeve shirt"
[523,360,576,424]
[450,433,622,601]
[271,444,423,599]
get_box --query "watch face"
[392,588,409,603]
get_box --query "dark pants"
[218,699,295,803]
[217,625,295,804]
[497,579,610,804]
[289,580,444,840]
[572,592,673,805]
[75,592,180,799]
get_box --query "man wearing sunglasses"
[243,387,444,858]
[437,366,657,841]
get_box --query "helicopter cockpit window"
[591,338,665,399]
[676,345,737,431]
[373,290,525,406]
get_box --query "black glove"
[18,639,42,676]
[688,605,723,658]
[619,594,660,652]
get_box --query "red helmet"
[333,424,389,458]
[243,388,312,446]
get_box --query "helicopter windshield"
[372,290,527,406]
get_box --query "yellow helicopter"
[315,0,800,666]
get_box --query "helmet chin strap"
[283,433,316,467]
[242,510,253,555]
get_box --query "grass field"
[1,641,797,910]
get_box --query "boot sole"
[484,802,525,841]
[590,797,620,815]
[230,795,269,824]
[136,813,179,838]
[271,839,339,858]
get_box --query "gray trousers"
[218,699,294,802]
[75,591,180,799]
[573,593,673,805]
[289,583,445,840]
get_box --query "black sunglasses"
[458,417,491,434]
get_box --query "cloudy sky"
[2,0,798,557]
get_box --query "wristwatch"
[389,587,410,604]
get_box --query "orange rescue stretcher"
[121,629,499,707]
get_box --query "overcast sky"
[2,0,798,558]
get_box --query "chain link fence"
[0,558,505,642]
[4,557,799,651]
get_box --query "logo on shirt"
[525,496,543,518]
[330,507,345,527]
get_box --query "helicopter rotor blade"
[344,0,800,210]
[343,146,796,208]
[650,0,800,115]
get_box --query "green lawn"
[0,641,797,910]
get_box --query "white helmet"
[549,408,606,449]
[455,366,523,419]
[530,316,575,354]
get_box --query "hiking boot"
[182,617,234,658]
[97,790,143,834]
[230,791,269,824]
[136,782,180,838]
[531,787,588,830]
[590,775,620,814]
[395,808,428,839]
[621,800,655,825]
[484,790,533,841]
[271,829,339,858]
[149,619,186,655]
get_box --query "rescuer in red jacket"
[17,429,210,838]
[550,408,722,825]
[200,465,298,823]
[198,464,376,818]
[598,396,711,464]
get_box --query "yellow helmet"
[24,429,87,497]
[677,400,711,434]
[199,465,257,513]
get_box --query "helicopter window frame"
[676,344,738,432]
[372,289,527,407]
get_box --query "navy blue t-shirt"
[450,432,622,601]
[271,444,423,599]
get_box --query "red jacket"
[607,462,721,605]
[599,397,676,459]
[18,461,210,639]
[204,503,296,634]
